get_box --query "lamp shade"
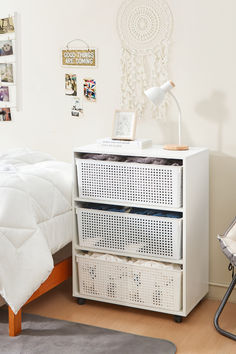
[144,81,175,105]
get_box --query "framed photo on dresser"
[112,110,136,141]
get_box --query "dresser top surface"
[74,144,208,159]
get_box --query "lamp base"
[163,144,189,151]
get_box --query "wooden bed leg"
[7,256,72,336]
[8,307,22,336]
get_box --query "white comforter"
[0,149,72,314]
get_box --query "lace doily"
[117,0,173,119]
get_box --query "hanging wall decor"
[61,39,97,68]
[61,39,97,118]
[0,12,18,121]
[117,0,173,119]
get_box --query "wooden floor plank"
[24,279,236,353]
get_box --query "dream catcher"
[117,0,173,119]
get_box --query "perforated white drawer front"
[76,159,182,208]
[76,255,182,311]
[77,208,182,260]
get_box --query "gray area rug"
[0,310,176,354]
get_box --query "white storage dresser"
[73,144,209,321]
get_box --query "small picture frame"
[112,110,136,141]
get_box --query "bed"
[0,149,73,336]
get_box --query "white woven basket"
[77,208,182,260]
[76,159,182,208]
[76,254,182,311]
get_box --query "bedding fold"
[0,149,72,314]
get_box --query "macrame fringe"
[121,43,170,120]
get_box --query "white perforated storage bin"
[76,208,182,260]
[76,253,182,311]
[76,159,182,208]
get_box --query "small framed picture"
[112,110,137,141]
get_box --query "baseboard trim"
[207,282,236,303]
[209,281,234,288]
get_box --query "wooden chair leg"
[8,306,22,336]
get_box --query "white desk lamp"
[144,81,189,151]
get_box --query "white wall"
[1,0,236,301]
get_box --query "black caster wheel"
[77,297,86,305]
[174,315,182,323]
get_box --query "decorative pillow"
[218,217,236,266]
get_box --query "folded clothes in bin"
[128,258,181,271]
[82,203,182,218]
[81,252,128,263]
[124,156,182,166]
[83,203,126,213]
[128,207,182,218]
[80,153,182,166]
[79,252,181,270]
[81,153,126,162]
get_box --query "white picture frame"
[112,110,137,141]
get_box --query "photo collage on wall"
[64,74,96,118]
[62,45,97,118]
[0,14,16,122]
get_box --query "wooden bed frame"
[8,256,72,336]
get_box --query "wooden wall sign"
[61,48,96,67]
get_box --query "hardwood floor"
[24,279,236,354]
